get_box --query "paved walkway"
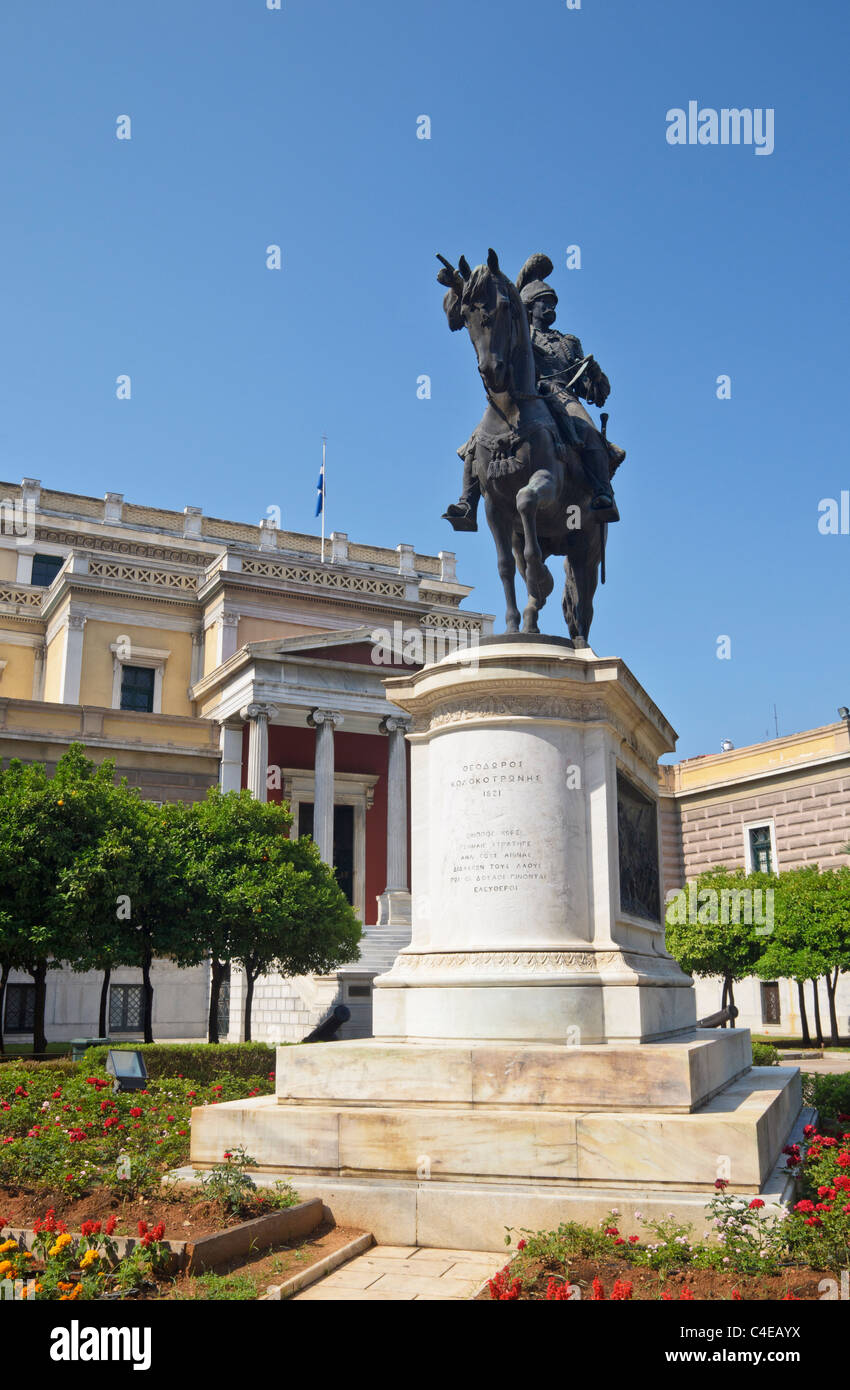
[797,1055,850,1074]
[292,1245,504,1300]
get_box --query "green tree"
[0,746,122,1052]
[757,866,850,1047]
[62,788,200,1043]
[665,868,771,1023]
[177,788,362,1042]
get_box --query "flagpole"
[321,434,327,563]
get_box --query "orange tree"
[0,746,132,1053]
[174,788,362,1042]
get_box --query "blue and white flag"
[314,461,325,517]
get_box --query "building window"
[109,984,144,1033]
[748,825,773,874]
[120,665,156,713]
[4,983,36,1034]
[761,982,781,1026]
[30,553,64,587]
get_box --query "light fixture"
[720,738,734,752]
[839,707,849,720]
[105,1049,148,1094]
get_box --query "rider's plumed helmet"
[516,253,558,308]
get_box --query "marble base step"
[274,1031,753,1113]
[190,1065,801,1195]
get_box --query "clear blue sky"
[1,0,848,760]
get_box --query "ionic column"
[307,709,343,865]
[219,721,244,794]
[31,641,46,701]
[377,715,411,926]
[61,615,86,704]
[240,703,277,801]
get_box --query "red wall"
[243,723,395,923]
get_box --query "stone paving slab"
[291,1244,503,1301]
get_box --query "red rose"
[748,1199,765,1209]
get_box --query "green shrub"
[751,1041,780,1066]
[81,1042,277,1082]
[0,1058,79,1076]
[801,1071,850,1123]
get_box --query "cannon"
[696,1004,739,1029]
[301,1003,351,1043]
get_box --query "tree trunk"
[727,976,737,1027]
[796,979,811,1045]
[810,978,824,1049]
[243,964,256,1044]
[720,974,729,1025]
[98,967,111,1039]
[31,961,48,1055]
[141,943,154,1045]
[794,978,811,1045]
[0,962,7,1055]
[825,968,841,1047]
[208,958,226,1045]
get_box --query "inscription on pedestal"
[447,759,545,895]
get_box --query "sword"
[600,412,609,585]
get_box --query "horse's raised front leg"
[516,469,556,633]
[484,491,521,633]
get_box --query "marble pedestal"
[190,640,803,1249]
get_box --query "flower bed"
[0,1209,174,1300]
[0,1064,275,1199]
[484,1111,850,1301]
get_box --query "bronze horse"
[437,248,606,644]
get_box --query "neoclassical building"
[1,476,847,1046]
[0,477,490,1044]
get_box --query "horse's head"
[437,249,525,396]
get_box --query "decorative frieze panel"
[87,559,199,592]
[0,585,42,609]
[240,555,407,598]
[35,529,211,567]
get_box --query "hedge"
[801,1071,850,1124]
[751,1041,780,1066]
[81,1041,279,1081]
[0,1057,79,1076]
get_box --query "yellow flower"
[0,1260,12,1275]
[20,1282,41,1299]
[0,1239,18,1253]
[48,1232,73,1257]
[79,1248,100,1268]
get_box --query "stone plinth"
[374,638,694,1043]
[189,639,804,1249]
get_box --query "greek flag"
[314,461,325,517]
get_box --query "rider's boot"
[582,444,620,524]
[443,476,481,532]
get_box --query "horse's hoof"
[572,636,588,649]
[526,557,554,600]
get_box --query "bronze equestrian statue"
[437,249,624,645]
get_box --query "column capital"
[67,614,87,631]
[380,715,411,735]
[308,708,343,729]
[240,702,277,723]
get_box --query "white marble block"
[373,638,696,1043]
